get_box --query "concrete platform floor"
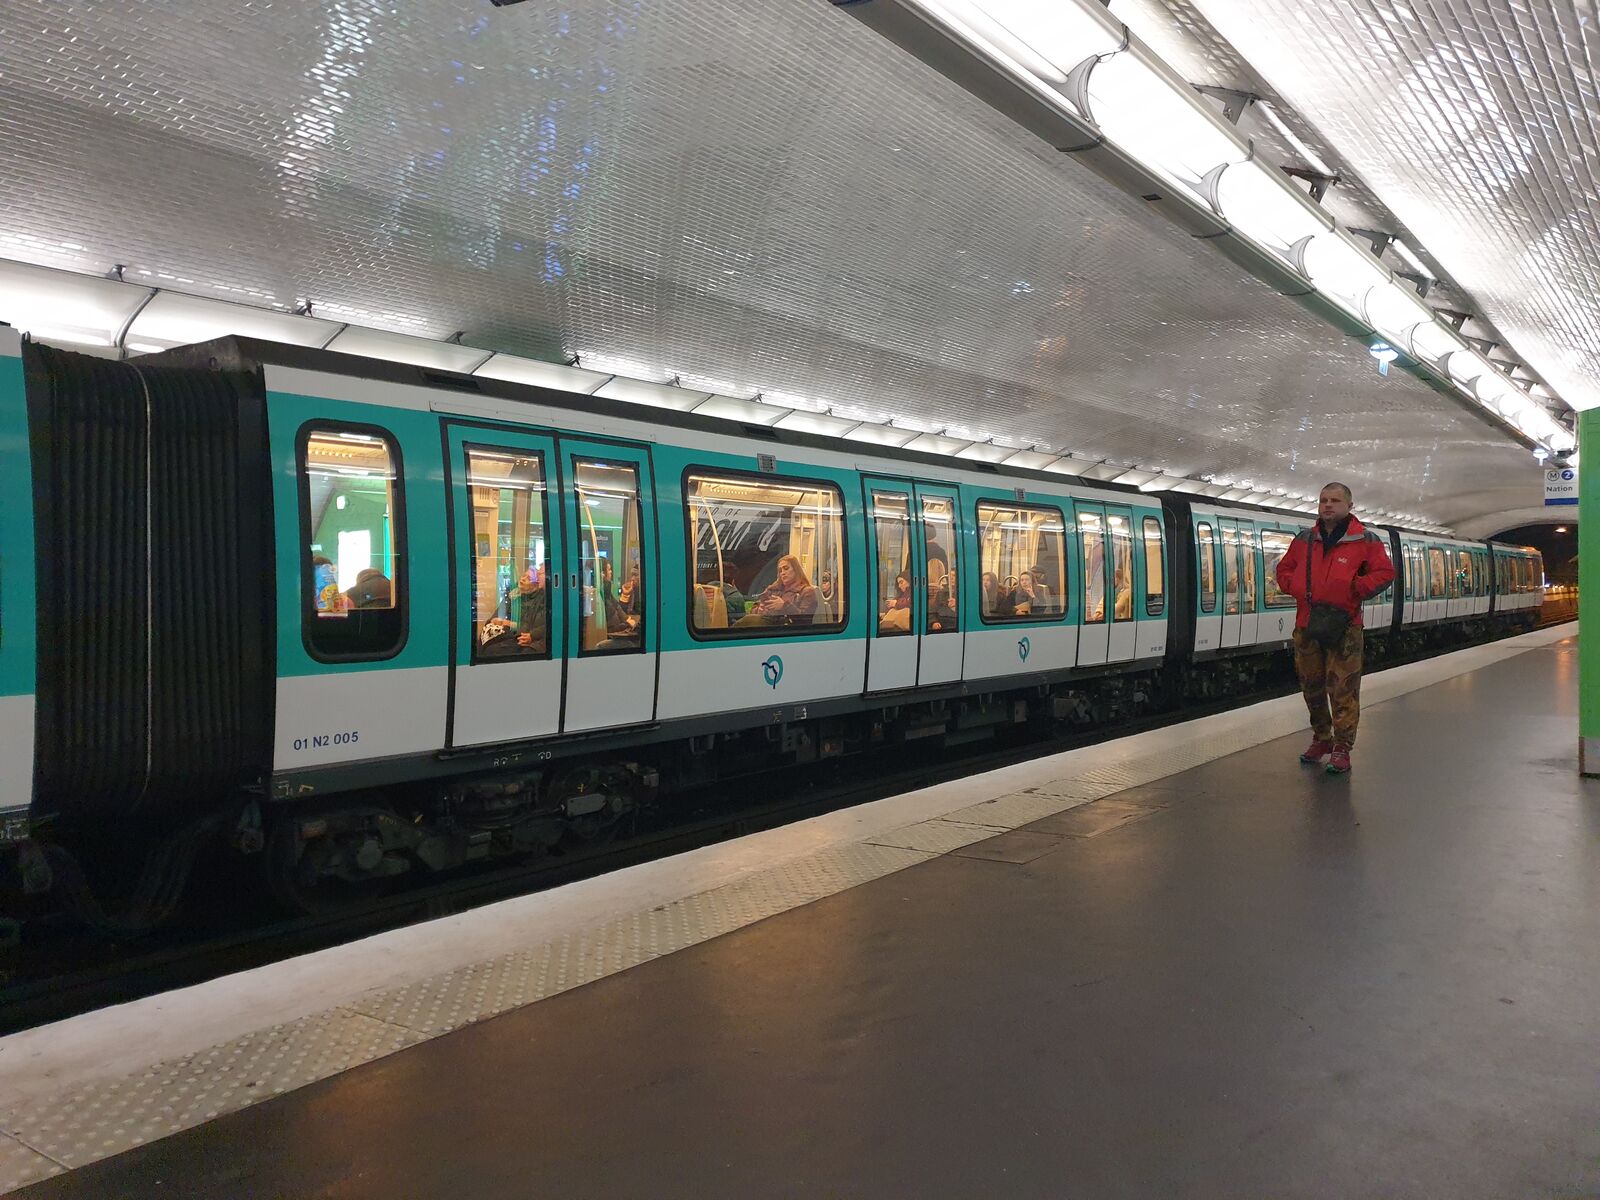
[15,637,1599,1199]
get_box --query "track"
[2,615,1569,1037]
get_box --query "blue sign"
[761,655,784,689]
[1017,636,1031,663]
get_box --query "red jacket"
[1274,516,1396,629]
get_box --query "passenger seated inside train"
[928,576,957,632]
[1113,565,1134,621]
[980,571,1013,618]
[880,571,912,633]
[480,564,548,656]
[346,567,393,610]
[591,558,642,650]
[734,554,818,627]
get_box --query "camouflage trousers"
[1292,626,1364,747]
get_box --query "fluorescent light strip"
[0,256,1478,525]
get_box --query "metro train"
[0,329,1544,923]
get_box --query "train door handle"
[569,573,579,590]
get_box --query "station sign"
[1544,466,1578,506]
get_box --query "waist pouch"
[1306,602,1351,649]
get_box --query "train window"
[871,491,913,637]
[1141,517,1165,616]
[1427,547,1446,599]
[465,447,550,662]
[922,495,959,635]
[1223,527,1241,615]
[300,424,405,661]
[1081,510,1107,624]
[1108,511,1135,621]
[1196,522,1217,613]
[575,460,645,654]
[1455,550,1471,597]
[1262,530,1295,608]
[976,501,1066,623]
[685,472,846,637]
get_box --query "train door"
[558,440,657,733]
[1075,502,1110,666]
[1219,518,1242,648]
[1236,519,1259,644]
[863,478,917,693]
[1192,516,1222,653]
[1105,506,1137,663]
[915,484,965,686]
[446,427,564,748]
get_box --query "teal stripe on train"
[0,329,36,698]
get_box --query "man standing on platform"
[1275,481,1395,774]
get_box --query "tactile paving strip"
[346,841,931,1038]
[0,626,1570,1193]
[2,1010,424,1173]
[0,1132,62,1192]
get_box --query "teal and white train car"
[0,334,1542,915]
[0,327,34,844]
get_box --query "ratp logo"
[1017,636,1031,663]
[761,655,784,689]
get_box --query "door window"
[1081,510,1107,624]
[1239,525,1257,613]
[922,495,959,634]
[575,460,645,653]
[872,490,912,637]
[1108,511,1135,621]
[1223,526,1241,615]
[466,447,550,661]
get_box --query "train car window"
[1222,527,1241,615]
[685,472,846,637]
[922,495,959,635]
[1141,517,1165,616]
[1196,522,1217,613]
[300,425,405,661]
[1427,547,1446,599]
[465,447,550,663]
[1081,511,1107,624]
[1454,549,1471,598]
[1261,530,1295,608]
[976,501,1066,623]
[871,491,913,637]
[1108,512,1135,621]
[575,460,645,654]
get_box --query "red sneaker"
[1300,739,1332,764]
[1325,744,1352,774]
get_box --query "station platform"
[3,623,1593,1198]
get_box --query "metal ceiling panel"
[0,0,1547,527]
[1182,0,1600,416]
